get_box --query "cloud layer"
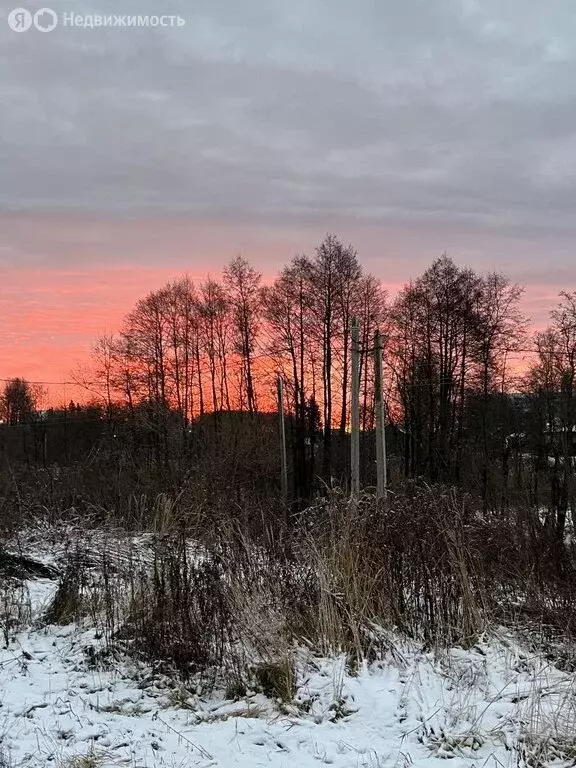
[2,0,576,233]
[1,0,575,392]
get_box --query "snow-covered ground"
[1,536,575,767]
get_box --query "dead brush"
[33,479,576,708]
[117,533,232,681]
[44,559,84,626]
[59,747,114,768]
[79,484,495,689]
[518,672,576,766]
[0,579,31,646]
[253,658,295,702]
[127,491,195,533]
[112,523,315,696]
[44,542,128,641]
[302,484,490,656]
[225,573,291,677]
[303,496,393,660]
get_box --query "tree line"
[2,234,575,522]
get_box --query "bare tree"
[473,273,527,505]
[223,256,262,414]
[199,279,229,414]
[356,274,388,431]
[392,256,483,480]
[1,378,37,425]
[335,245,362,437]
[529,291,576,538]
[263,255,316,496]
[310,235,347,477]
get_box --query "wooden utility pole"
[374,330,388,501]
[277,376,288,504]
[351,318,360,499]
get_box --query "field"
[2,504,576,768]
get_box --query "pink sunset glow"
[2,0,576,407]
[0,211,573,408]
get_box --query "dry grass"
[519,671,576,765]
[61,748,113,768]
[1,579,31,646]
[31,481,576,712]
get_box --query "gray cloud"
[1,0,576,238]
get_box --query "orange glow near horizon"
[0,213,572,408]
[0,266,203,407]
[0,263,563,408]
[0,266,549,409]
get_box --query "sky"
[1,0,576,403]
